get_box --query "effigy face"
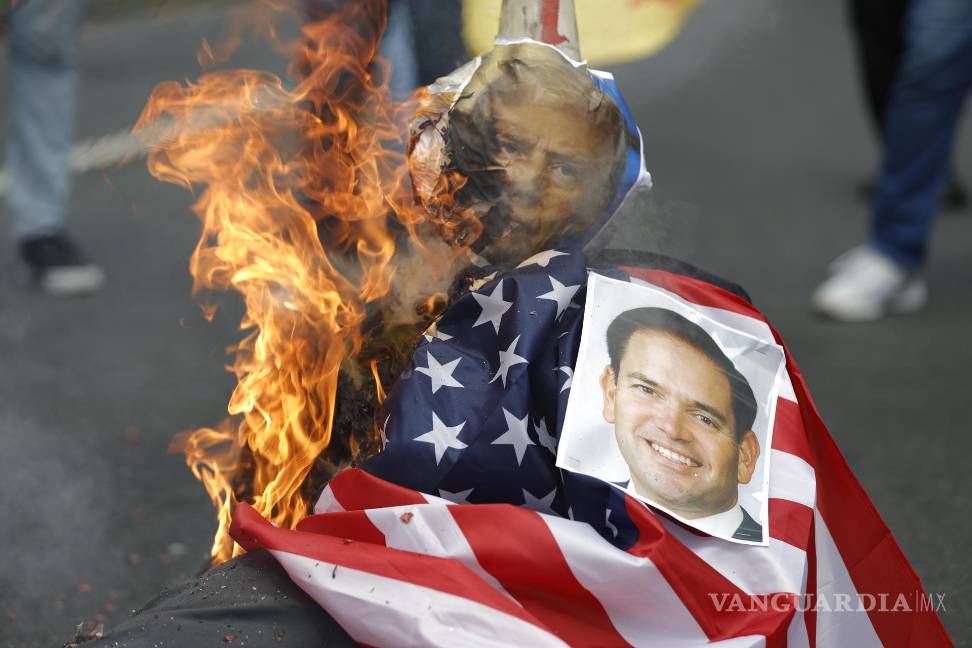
[409,43,629,264]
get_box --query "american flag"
[230,249,950,647]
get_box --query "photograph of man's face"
[557,275,784,545]
[598,308,762,541]
[443,43,629,263]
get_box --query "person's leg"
[7,0,84,241]
[870,0,972,269]
[814,0,972,321]
[7,0,104,295]
[380,0,420,100]
[847,0,911,135]
[847,0,968,210]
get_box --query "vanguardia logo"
[707,592,947,613]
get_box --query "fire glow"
[136,1,465,563]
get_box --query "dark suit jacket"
[733,507,763,542]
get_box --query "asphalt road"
[0,1,969,646]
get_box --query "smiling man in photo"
[599,307,762,541]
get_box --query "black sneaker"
[19,233,105,296]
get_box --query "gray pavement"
[0,1,969,646]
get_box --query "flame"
[137,0,467,563]
[370,360,386,406]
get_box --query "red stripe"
[296,509,386,546]
[450,503,631,647]
[624,498,794,648]
[540,0,568,45]
[786,363,950,645]
[770,397,813,465]
[620,267,766,321]
[230,503,554,632]
[328,468,428,510]
[767,498,813,552]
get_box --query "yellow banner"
[463,0,702,66]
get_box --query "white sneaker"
[811,245,927,322]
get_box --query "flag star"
[491,408,534,465]
[557,366,573,393]
[471,280,512,334]
[516,249,569,269]
[422,321,453,343]
[533,417,557,455]
[521,487,557,515]
[605,509,619,538]
[414,413,467,465]
[415,350,463,394]
[538,276,580,320]
[379,414,390,447]
[438,488,474,505]
[490,335,528,387]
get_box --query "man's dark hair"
[605,307,757,440]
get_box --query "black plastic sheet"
[84,550,353,648]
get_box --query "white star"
[490,335,528,387]
[557,366,573,393]
[491,409,534,465]
[533,417,557,455]
[415,350,463,394]
[413,413,467,464]
[538,276,580,320]
[521,487,557,515]
[516,249,569,269]
[422,321,453,343]
[471,280,512,334]
[379,414,390,447]
[605,509,619,538]
[438,488,474,505]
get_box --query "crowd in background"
[4,0,970,322]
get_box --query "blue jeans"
[5,0,85,241]
[870,0,972,271]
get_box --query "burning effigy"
[86,1,948,646]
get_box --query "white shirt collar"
[688,504,744,539]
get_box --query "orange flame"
[137,0,467,563]
[370,359,387,406]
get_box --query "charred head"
[410,43,629,265]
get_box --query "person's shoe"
[811,245,926,322]
[19,233,106,296]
